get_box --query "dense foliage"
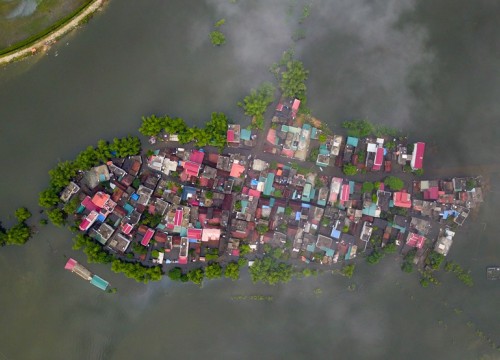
[14,207,32,223]
[249,256,293,285]
[341,264,355,278]
[238,82,275,129]
[111,259,162,283]
[139,112,229,150]
[361,182,374,193]
[343,164,357,176]
[444,261,473,287]
[384,176,405,191]
[187,268,205,285]
[73,234,112,264]
[280,59,309,101]
[0,207,33,246]
[366,250,384,264]
[342,120,399,138]
[224,262,240,281]
[205,263,223,279]
[209,31,226,46]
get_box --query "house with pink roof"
[189,150,205,165]
[411,142,425,170]
[393,191,412,208]
[187,228,203,240]
[406,232,426,249]
[202,228,221,242]
[140,228,155,246]
[230,162,246,178]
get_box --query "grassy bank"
[0,0,94,57]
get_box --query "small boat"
[64,258,110,290]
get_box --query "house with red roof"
[393,191,412,208]
[340,184,350,202]
[411,142,425,170]
[182,161,201,177]
[230,162,246,178]
[174,208,184,227]
[423,186,439,200]
[187,228,203,241]
[406,232,426,249]
[79,210,99,231]
[189,150,205,165]
[140,228,155,246]
[372,147,384,171]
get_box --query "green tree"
[111,260,162,283]
[280,60,309,100]
[187,268,205,285]
[239,243,251,255]
[249,256,292,285]
[39,188,60,208]
[49,161,77,189]
[361,182,374,194]
[426,251,445,270]
[384,176,405,191]
[413,169,424,176]
[47,208,66,227]
[210,31,226,46]
[15,207,32,223]
[214,18,226,27]
[238,82,275,129]
[63,196,81,215]
[343,164,357,176]
[383,242,397,254]
[401,261,413,273]
[139,115,168,136]
[95,139,112,162]
[256,224,269,235]
[73,234,112,264]
[3,223,31,245]
[224,262,240,281]
[341,264,355,278]
[367,250,384,264]
[341,120,374,138]
[74,146,99,170]
[109,136,141,158]
[205,263,223,279]
[318,133,327,143]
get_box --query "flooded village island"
[53,93,487,289]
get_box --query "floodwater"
[1,0,499,359]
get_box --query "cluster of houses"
[61,129,483,269]
[59,97,483,270]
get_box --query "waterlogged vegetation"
[238,82,275,130]
[270,49,309,110]
[444,261,474,287]
[111,259,162,284]
[209,18,227,46]
[0,207,33,246]
[341,119,401,138]
[139,113,229,150]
